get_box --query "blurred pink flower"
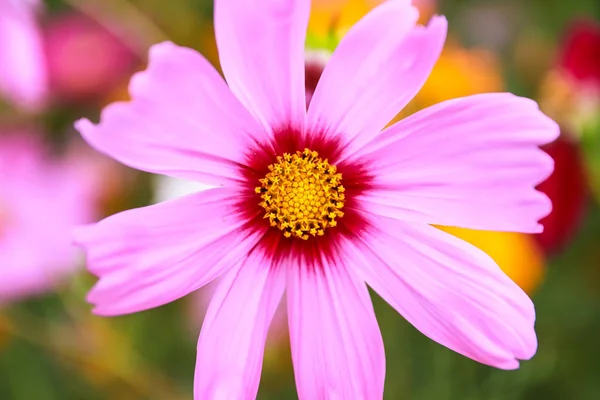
[44,12,137,103]
[0,133,97,303]
[0,0,47,110]
[74,0,558,398]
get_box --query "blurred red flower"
[536,134,587,255]
[559,19,600,85]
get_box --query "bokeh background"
[0,0,599,399]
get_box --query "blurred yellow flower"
[308,0,376,43]
[439,227,545,294]
[308,0,436,47]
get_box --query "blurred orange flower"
[402,40,503,116]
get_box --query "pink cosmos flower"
[0,133,96,303]
[0,0,47,110]
[74,0,558,398]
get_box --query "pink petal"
[353,93,559,233]
[307,3,446,156]
[189,277,290,349]
[74,187,265,316]
[194,259,284,399]
[288,262,385,399]
[75,42,267,186]
[347,216,537,369]
[214,0,309,131]
[0,0,47,110]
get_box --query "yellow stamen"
[256,149,345,240]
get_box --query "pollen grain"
[255,149,345,240]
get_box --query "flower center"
[255,149,345,240]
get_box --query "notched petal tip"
[398,13,447,47]
[517,96,561,145]
[86,278,133,316]
[488,93,561,145]
[148,40,180,58]
[74,102,130,134]
[541,115,561,144]
[415,14,448,40]
[427,15,449,53]
[90,304,117,317]
[129,41,195,98]
[73,118,93,134]
[533,222,545,234]
[497,323,537,367]
[354,220,538,370]
[427,14,449,29]
[533,190,553,226]
[520,332,539,361]
[497,359,521,370]
[538,147,557,175]
[87,284,105,306]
